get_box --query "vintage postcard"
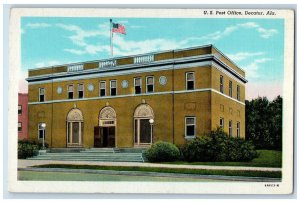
[8,8,294,194]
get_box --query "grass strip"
[33,164,281,179]
[164,150,282,168]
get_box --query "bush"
[181,136,213,162]
[144,141,180,162]
[18,139,49,159]
[181,128,258,162]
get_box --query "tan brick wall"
[212,47,245,77]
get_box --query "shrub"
[18,139,49,159]
[181,128,258,162]
[181,136,213,162]
[144,141,180,162]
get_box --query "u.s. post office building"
[26,45,247,148]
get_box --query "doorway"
[94,126,115,147]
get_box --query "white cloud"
[243,58,272,78]
[257,27,278,39]
[34,60,61,68]
[26,23,51,28]
[53,21,277,57]
[56,23,110,55]
[130,25,143,29]
[64,49,86,55]
[227,52,265,62]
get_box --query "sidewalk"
[18,159,281,172]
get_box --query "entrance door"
[136,119,151,144]
[94,127,101,147]
[140,119,151,143]
[94,127,115,147]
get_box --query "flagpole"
[110,19,113,57]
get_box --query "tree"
[245,96,282,150]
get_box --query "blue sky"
[20,17,284,100]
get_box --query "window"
[220,75,224,93]
[110,80,117,96]
[146,76,154,93]
[186,72,195,90]
[68,85,74,99]
[229,81,232,97]
[220,117,224,129]
[185,117,196,137]
[38,123,46,139]
[18,105,22,115]
[39,88,45,102]
[18,122,22,132]
[237,85,240,101]
[99,81,106,97]
[229,120,233,137]
[134,78,142,94]
[237,122,240,138]
[78,84,84,99]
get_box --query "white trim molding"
[28,88,245,106]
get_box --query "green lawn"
[18,171,222,182]
[164,150,282,168]
[33,164,281,178]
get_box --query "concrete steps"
[28,148,145,162]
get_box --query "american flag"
[112,23,126,35]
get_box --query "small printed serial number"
[265,184,280,187]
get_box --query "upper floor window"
[220,75,224,93]
[18,122,22,132]
[18,105,22,115]
[186,72,195,90]
[237,122,240,138]
[39,88,45,102]
[229,81,233,97]
[229,120,233,137]
[237,85,240,101]
[146,76,154,93]
[99,81,106,97]
[220,117,224,129]
[134,78,142,94]
[110,80,117,96]
[68,85,74,99]
[78,84,84,99]
[185,117,196,137]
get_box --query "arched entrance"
[134,104,154,146]
[66,108,84,147]
[94,106,117,148]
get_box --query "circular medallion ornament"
[121,80,128,88]
[57,87,63,94]
[87,84,94,92]
[159,76,167,85]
